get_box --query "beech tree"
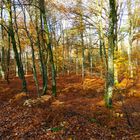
[4,0,27,92]
[39,0,56,96]
[105,0,117,107]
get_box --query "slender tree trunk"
[7,0,27,92]
[39,0,56,96]
[88,30,93,76]
[25,52,28,75]
[6,33,11,84]
[62,45,65,75]
[90,54,93,76]
[128,43,133,78]
[105,0,117,107]
[97,1,108,78]
[76,48,79,75]
[0,3,5,80]
[30,0,48,95]
[0,47,5,80]
[21,4,40,96]
[48,43,56,96]
[13,0,22,62]
[98,19,108,72]
[81,32,85,79]
[40,11,48,95]
[127,0,133,78]
[62,30,65,75]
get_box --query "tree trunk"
[0,4,5,80]
[127,0,133,78]
[105,0,117,108]
[39,0,56,96]
[21,4,40,96]
[33,1,48,95]
[6,33,11,84]
[81,33,85,79]
[7,0,27,92]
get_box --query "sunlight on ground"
[14,92,27,101]
[23,95,52,107]
[83,78,104,90]
[116,79,134,89]
[52,100,64,106]
[96,100,105,107]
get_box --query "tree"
[105,0,117,107]
[19,1,40,96]
[4,0,27,92]
[0,1,6,80]
[39,0,56,96]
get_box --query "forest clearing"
[0,0,140,139]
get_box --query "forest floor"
[0,74,140,140]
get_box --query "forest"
[0,0,140,139]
